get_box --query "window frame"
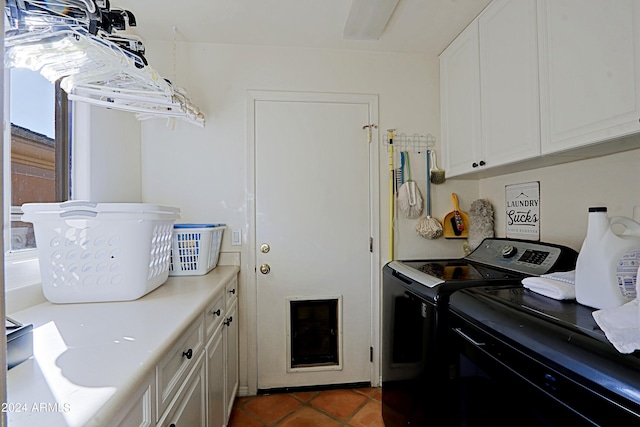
[3,69,72,292]
[54,80,71,203]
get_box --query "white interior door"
[253,93,375,390]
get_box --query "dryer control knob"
[501,245,518,258]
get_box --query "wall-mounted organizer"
[386,130,437,260]
[383,131,436,153]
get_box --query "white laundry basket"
[169,224,226,276]
[21,201,180,303]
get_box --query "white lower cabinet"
[157,316,205,419]
[110,274,239,427]
[206,280,238,427]
[157,353,207,427]
[224,300,239,422]
[206,323,225,427]
[159,276,237,427]
[108,374,156,427]
[207,285,239,427]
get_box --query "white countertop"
[6,266,240,427]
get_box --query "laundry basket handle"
[60,210,99,218]
[60,201,99,210]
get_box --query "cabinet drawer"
[156,315,205,419]
[225,277,238,306]
[204,294,225,339]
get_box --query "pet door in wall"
[288,297,341,370]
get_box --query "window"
[4,68,71,286]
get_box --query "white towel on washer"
[522,270,576,300]
[593,299,640,354]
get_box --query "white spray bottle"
[575,207,640,310]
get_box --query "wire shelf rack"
[383,130,435,153]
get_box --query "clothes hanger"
[5,1,206,127]
[6,0,101,34]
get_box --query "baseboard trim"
[257,381,372,395]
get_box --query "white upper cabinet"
[441,0,539,177]
[538,0,640,154]
[479,0,540,166]
[441,0,640,178]
[441,20,482,177]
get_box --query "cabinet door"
[108,374,155,427]
[480,0,540,166]
[158,354,206,427]
[206,325,225,427]
[157,316,205,419]
[224,301,239,422]
[440,20,482,177]
[539,0,640,153]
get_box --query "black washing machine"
[381,238,578,426]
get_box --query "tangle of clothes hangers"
[4,0,205,127]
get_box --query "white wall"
[73,103,142,202]
[479,147,640,251]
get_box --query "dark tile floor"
[228,387,384,427]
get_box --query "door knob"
[259,264,271,274]
[260,243,271,253]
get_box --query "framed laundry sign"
[505,181,540,241]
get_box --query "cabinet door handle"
[479,160,486,166]
[229,288,236,295]
[224,316,233,326]
[211,309,221,317]
[170,424,176,427]
[472,162,478,168]
[182,348,193,360]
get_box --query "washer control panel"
[466,238,575,276]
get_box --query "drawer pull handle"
[453,327,485,346]
[182,349,193,360]
[224,316,233,326]
[211,309,221,317]
[229,289,236,295]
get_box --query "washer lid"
[388,261,445,288]
[396,260,524,284]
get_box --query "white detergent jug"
[575,207,640,309]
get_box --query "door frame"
[246,90,380,395]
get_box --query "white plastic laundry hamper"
[21,201,180,303]
[169,224,226,276]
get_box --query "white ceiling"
[112,0,491,56]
